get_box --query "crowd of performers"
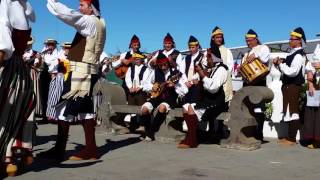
[1,0,320,177]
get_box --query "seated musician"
[113,34,143,98]
[178,51,228,149]
[140,53,188,141]
[241,29,271,141]
[181,35,203,107]
[147,33,183,71]
[125,52,151,105]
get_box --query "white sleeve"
[0,23,14,60]
[202,67,228,94]
[112,52,125,68]
[305,61,316,74]
[279,54,304,77]
[47,0,96,37]
[175,74,188,97]
[125,67,132,89]
[142,69,155,92]
[177,55,186,75]
[255,45,270,64]
[175,54,184,73]
[226,49,234,72]
[141,68,152,92]
[25,1,36,23]
[147,51,159,68]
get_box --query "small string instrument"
[150,72,182,98]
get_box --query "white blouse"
[0,0,35,60]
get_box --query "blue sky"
[30,0,319,55]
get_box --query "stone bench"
[93,80,230,142]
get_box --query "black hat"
[246,29,258,38]
[91,0,100,12]
[129,34,140,48]
[188,35,199,46]
[212,26,224,37]
[291,27,306,43]
[164,33,174,43]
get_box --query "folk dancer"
[147,33,183,71]
[273,27,307,146]
[140,53,188,141]
[23,36,43,117]
[37,39,60,123]
[241,29,270,141]
[0,0,36,176]
[41,0,106,161]
[46,42,72,121]
[178,49,228,148]
[303,44,320,149]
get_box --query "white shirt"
[42,48,60,73]
[47,0,101,38]
[179,50,202,81]
[125,65,152,90]
[279,47,306,77]
[0,0,35,60]
[242,44,270,64]
[202,63,228,94]
[143,69,188,97]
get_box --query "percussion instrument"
[239,58,269,84]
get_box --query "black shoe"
[37,147,64,162]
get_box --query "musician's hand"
[194,64,202,73]
[192,79,199,85]
[135,87,141,92]
[167,81,175,88]
[36,53,42,60]
[308,85,316,97]
[246,54,256,63]
[185,81,192,88]
[129,88,135,93]
[146,54,153,60]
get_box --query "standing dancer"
[41,0,106,161]
[0,0,36,176]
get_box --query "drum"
[239,58,269,84]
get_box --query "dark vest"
[125,51,132,60]
[154,68,179,103]
[185,52,203,75]
[196,63,227,109]
[282,49,305,85]
[69,32,86,62]
[130,65,147,82]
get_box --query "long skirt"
[46,73,64,120]
[30,68,42,117]
[0,55,36,161]
[303,107,320,142]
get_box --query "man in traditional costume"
[274,27,307,146]
[241,29,270,141]
[147,33,183,71]
[40,0,106,161]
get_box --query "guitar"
[150,72,182,98]
[114,57,135,79]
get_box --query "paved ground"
[3,123,320,180]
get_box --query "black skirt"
[0,55,35,159]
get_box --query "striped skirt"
[0,55,36,161]
[46,73,64,120]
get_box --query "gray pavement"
[5,123,320,180]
